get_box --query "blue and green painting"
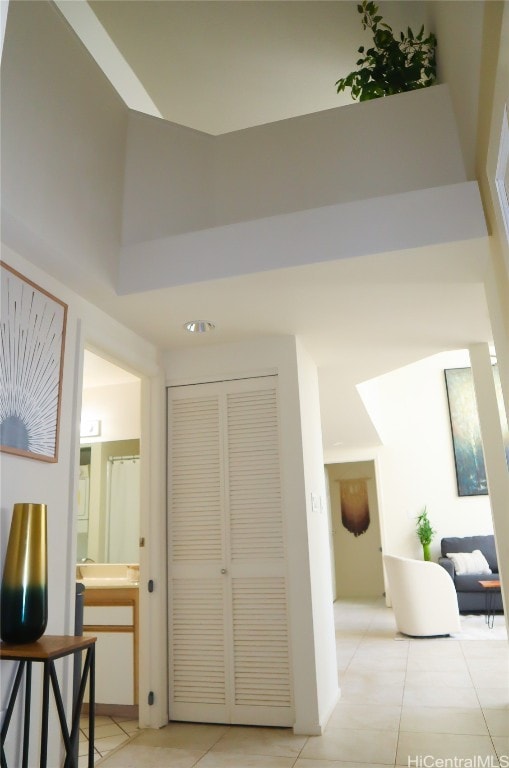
[444,366,509,496]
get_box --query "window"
[495,105,509,246]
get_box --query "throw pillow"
[446,550,492,575]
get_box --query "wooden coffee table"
[478,580,501,628]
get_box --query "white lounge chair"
[383,554,461,637]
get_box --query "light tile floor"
[79,714,139,765]
[96,598,509,767]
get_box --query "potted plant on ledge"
[416,507,436,561]
[336,1,437,102]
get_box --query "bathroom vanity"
[77,564,139,715]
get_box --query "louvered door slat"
[169,397,223,562]
[171,580,225,705]
[168,378,292,727]
[226,383,292,724]
[168,390,228,722]
[232,577,291,709]
[227,388,283,562]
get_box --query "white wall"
[1,0,505,753]
[1,0,128,302]
[122,112,214,245]
[123,84,466,246]
[429,1,484,180]
[118,87,488,294]
[81,381,141,443]
[357,350,493,564]
[0,254,81,766]
[294,339,339,730]
[212,85,465,227]
[484,0,509,415]
[0,246,160,764]
[0,3,163,756]
[481,0,509,635]
[164,335,338,735]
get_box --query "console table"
[0,635,96,768]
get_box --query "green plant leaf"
[335,4,437,101]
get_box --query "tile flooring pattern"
[95,599,509,767]
[79,715,138,765]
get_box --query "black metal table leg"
[487,590,495,628]
[40,661,50,768]
[63,643,95,768]
[50,662,75,767]
[1,662,25,768]
[88,645,95,768]
[22,662,31,768]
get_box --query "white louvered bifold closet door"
[168,377,293,727]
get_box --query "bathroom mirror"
[77,438,140,564]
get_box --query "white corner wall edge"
[118,181,487,294]
[469,343,509,639]
[292,669,341,736]
[53,0,162,119]
[0,0,9,64]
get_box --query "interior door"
[225,382,292,726]
[167,377,293,726]
[168,385,228,723]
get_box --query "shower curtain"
[107,456,140,563]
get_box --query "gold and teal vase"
[1,503,48,643]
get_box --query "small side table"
[478,580,501,629]
[0,634,96,768]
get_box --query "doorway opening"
[326,460,384,598]
[78,349,142,719]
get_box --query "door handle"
[221,568,227,574]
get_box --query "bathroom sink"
[76,563,139,587]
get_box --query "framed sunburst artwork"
[0,262,67,462]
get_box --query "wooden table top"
[478,580,501,589]
[0,635,97,661]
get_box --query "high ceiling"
[52,1,492,454]
[59,0,429,135]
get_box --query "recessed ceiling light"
[184,320,215,334]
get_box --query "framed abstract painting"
[444,366,509,496]
[0,262,67,462]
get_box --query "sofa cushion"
[445,550,491,576]
[441,535,498,572]
[455,573,500,592]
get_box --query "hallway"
[92,598,508,767]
